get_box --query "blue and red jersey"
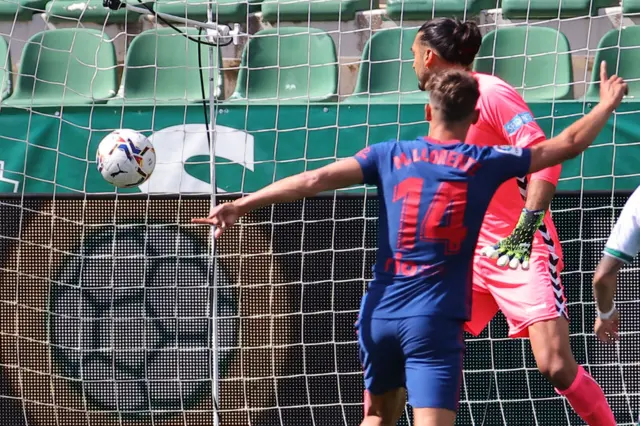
[354,137,531,320]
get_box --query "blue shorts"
[357,315,465,411]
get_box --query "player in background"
[407,17,619,426]
[591,186,640,344]
[193,69,626,426]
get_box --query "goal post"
[1,1,640,425]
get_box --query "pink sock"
[556,365,616,426]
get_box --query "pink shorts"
[464,251,568,338]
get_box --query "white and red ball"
[96,129,156,188]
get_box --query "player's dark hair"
[426,69,479,123]
[417,18,482,67]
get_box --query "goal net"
[0,0,639,425]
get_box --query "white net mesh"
[0,1,639,425]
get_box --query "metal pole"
[205,6,221,426]
[121,3,223,29]
[111,3,236,420]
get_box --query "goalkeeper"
[591,186,640,344]
[193,68,626,426]
[403,17,618,425]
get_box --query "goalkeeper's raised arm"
[480,60,627,270]
[527,62,627,173]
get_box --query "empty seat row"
[352,24,639,102]
[14,0,377,24]
[501,0,618,19]
[386,0,620,21]
[1,0,628,24]
[346,25,572,103]
[0,27,338,105]
[2,25,640,106]
[302,24,640,102]
[0,27,224,105]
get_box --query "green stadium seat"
[623,0,640,13]
[230,27,338,102]
[0,37,12,100]
[4,29,117,106]
[502,0,618,19]
[386,0,497,21]
[345,27,427,104]
[0,0,47,20]
[108,28,223,105]
[261,0,377,22]
[45,0,141,24]
[586,27,640,100]
[474,27,573,100]
[153,0,260,24]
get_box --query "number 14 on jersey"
[393,178,468,255]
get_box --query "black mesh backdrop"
[0,194,638,426]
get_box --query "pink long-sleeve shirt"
[466,72,564,278]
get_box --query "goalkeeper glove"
[479,208,545,270]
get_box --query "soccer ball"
[96,129,156,188]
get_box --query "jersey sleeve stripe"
[603,247,634,264]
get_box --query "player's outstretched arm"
[192,158,364,237]
[592,256,623,343]
[528,61,627,174]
